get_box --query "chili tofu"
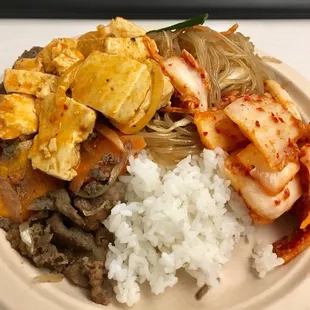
[72,51,151,124]
[4,69,59,98]
[0,94,38,140]
[103,37,150,61]
[37,38,77,74]
[29,94,96,181]
[51,48,84,76]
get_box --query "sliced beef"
[101,181,125,205]
[89,166,110,183]
[6,224,28,253]
[74,197,111,231]
[82,181,106,198]
[48,190,86,227]
[28,196,55,211]
[102,153,120,165]
[0,82,6,95]
[0,217,13,232]
[95,227,113,247]
[64,259,90,288]
[74,197,93,213]
[29,189,87,228]
[5,223,69,272]
[48,213,95,251]
[28,211,51,223]
[83,259,113,305]
[84,208,110,231]
[73,181,125,230]
[17,46,43,60]
[28,224,69,271]
[0,140,19,159]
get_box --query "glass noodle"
[139,112,203,166]
[149,26,275,105]
[143,25,275,166]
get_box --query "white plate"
[0,25,310,310]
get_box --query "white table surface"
[0,19,309,79]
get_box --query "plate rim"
[0,49,309,310]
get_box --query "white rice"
[252,244,284,278]
[104,148,252,306]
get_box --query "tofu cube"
[109,17,146,38]
[14,58,43,72]
[4,69,59,98]
[0,94,38,140]
[72,51,151,124]
[104,37,150,61]
[29,94,96,181]
[52,48,84,76]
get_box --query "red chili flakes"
[274,200,281,206]
[203,132,208,136]
[50,114,58,122]
[237,190,242,196]
[243,96,251,102]
[215,128,221,134]
[256,107,265,112]
[283,188,290,200]
[63,104,68,110]
[278,117,284,123]
[250,164,255,171]
[200,73,205,79]
[255,120,261,127]
[271,112,279,123]
[168,63,172,67]
[194,103,199,108]
[276,153,279,159]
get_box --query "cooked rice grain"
[252,244,284,278]
[104,149,252,306]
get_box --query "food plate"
[0,26,309,310]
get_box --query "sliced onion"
[55,60,83,107]
[112,59,164,134]
[19,222,34,253]
[32,273,64,283]
[95,124,125,152]
[82,201,108,216]
[77,154,128,199]
[0,177,22,223]
[146,117,192,133]
[92,246,108,261]
[260,56,282,64]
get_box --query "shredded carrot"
[70,133,146,193]
[160,106,194,114]
[220,23,239,36]
[0,142,64,222]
